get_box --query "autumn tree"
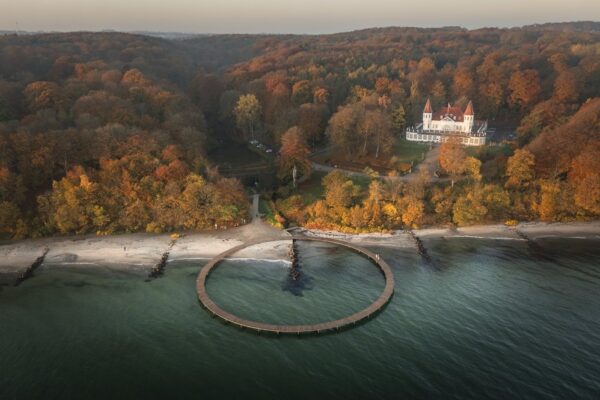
[297,103,326,147]
[509,69,541,110]
[291,80,312,105]
[0,81,22,121]
[439,138,467,186]
[358,109,394,158]
[313,87,329,105]
[234,94,262,140]
[452,67,475,99]
[190,71,224,125]
[401,196,424,228]
[463,156,482,182]
[323,170,357,210]
[535,179,574,222]
[568,144,600,215]
[480,184,511,220]
[277,126,312,182]
[553,70,579,103]
[505,149,535,189]
[327,103,363,156]
[453,190,488,226]
[328,99,393,158]
[24,81,63,112]
[390,103,406,135]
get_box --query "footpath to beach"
[1,216,599,286]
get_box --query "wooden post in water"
[289,239,300,281]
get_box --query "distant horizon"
[1,20,599,37]
[3,0,600,35]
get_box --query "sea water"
[1,238,599,399]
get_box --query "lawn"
[393,139,430,164]
[295,170,372,205]
[466,143,513,160]
[209,140,266,169]
[296,171,327,204]
[311,138,429,174]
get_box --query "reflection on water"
[206,242,384,324]
[1,238,600,400]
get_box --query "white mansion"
[405,98,488,146]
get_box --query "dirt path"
[311,145,446,183]
[251,193,260,221]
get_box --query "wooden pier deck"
[196,236,395,335]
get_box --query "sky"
[2,0,599,34]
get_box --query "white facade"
[405,131,486,146]
[406,99,487,146]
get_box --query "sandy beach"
[1,220,599,286]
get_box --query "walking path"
[312,146,446,183]
[251,193,260,221]
[196,236,395,335]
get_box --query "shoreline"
[1,220,599,286]
[297,221,600,241]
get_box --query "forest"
[0,22,599,238]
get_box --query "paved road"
[312,145,446,183]
[251,193,260,221]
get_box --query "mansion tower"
[406,98,487,146]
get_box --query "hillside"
[0,23,599,238]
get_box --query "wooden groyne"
[14,247,49,286]
[514,228,546,253]
[514,228,554,260]
[149,238,178,278]
[407,230,432,262]
[196,237,395,335]
[288,239,300,280]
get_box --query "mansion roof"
[425,99,474,122]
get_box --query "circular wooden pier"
[196,236,395,335]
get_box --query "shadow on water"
[207,293,394,339]
[525,240,558,263]
[281,269,314,296]
[522,239,600,281]
[63,280,92,288]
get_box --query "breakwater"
[407,230,432,262]
[14,247,49,286]
[149,238,178,278]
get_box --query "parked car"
[266,148,273,153]
[249,139,258,145]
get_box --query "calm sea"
[1,237,599,399]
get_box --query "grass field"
[209,141,265,169]
[393,139,429,164]
[296,170,372,204]
[311,138,429,174]
[466,143,513,160]
[296,171,327,204]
